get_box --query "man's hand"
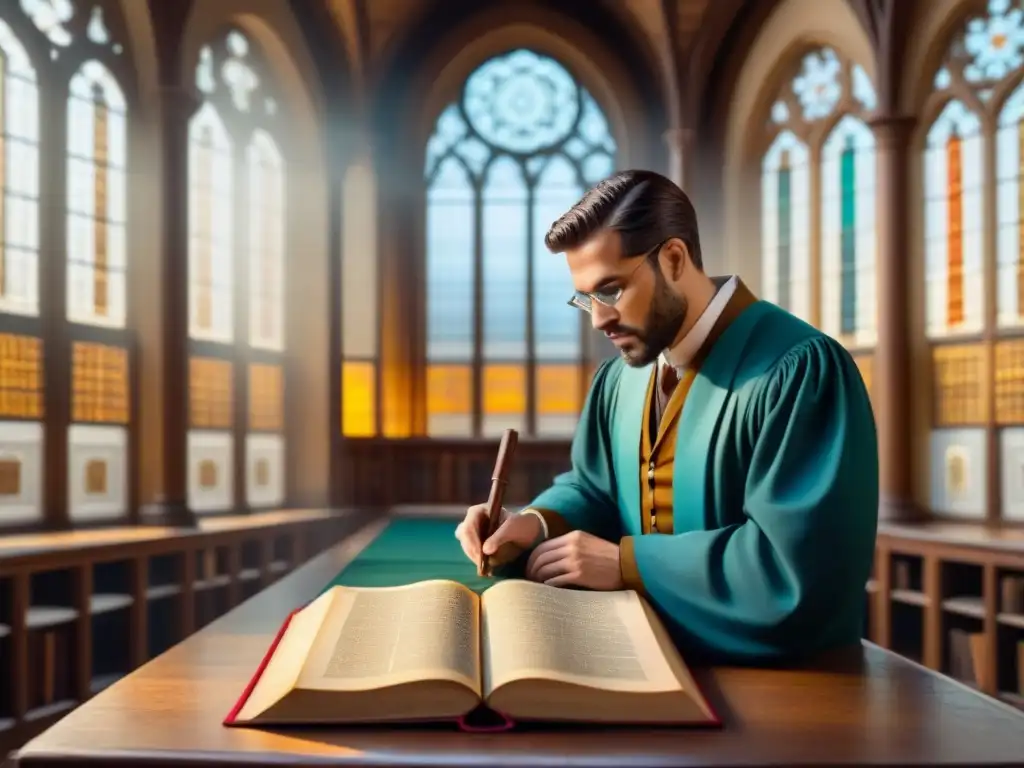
[455,504,543,569]
[525,530,624,590]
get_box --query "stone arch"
[365,3,667,437]
[114,0,160,114]
[720,0,876,282]
[414,27,642,171]
[180,1,326,156]
[379,3,667,174]
[900,0,988,118]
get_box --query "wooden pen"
[479,428,518,577]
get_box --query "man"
[455,169,879,664]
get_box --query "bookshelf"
[868,522,1024,712]
[0,509,371,754]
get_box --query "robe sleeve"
[622,334,879,662]
[524,357,623,543]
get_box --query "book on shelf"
[224,578,720,729]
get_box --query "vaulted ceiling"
[322,0,752,129]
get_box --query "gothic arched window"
[0,1,132,527]
[186,29,287,514]
[761,47,878,351]
[924,0,1024,523]
[424,49,616,438]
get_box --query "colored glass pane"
[792,48,841,122]
[187,102,233,342]
[997,80,1024,326]
[536,363,580,415]
[424,49,616,436]
[821,114,876,345]
[483,364,525,414]
[426,157,474,363]
[923,100,983,337]
[71,342,128,423]
[341,361,375,437]
[248,362,283,431]
[67,60,128,328]
[482,363,525,436]
[247,130,285,351]
[426,364,472,436]
[188,357,233,429]
[482,156,527,360]
[533,155,582,361]
[761,131,810,321]
[0,20,39,318]
[0,332,42,418]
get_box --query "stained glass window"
[341,360,375,436]
[424,49,616,438]
[821,116,876,345]
[66,60,128,328]
[761,47,877,343]
[997,86,1024,326]
[761,131,810,321]
[0,332,42,418]
[928,0,1024,335]
[925,101,983,337]
[0,19,40,318]
[187,29,288,511]
[982,0,1024,327]
[20,0,73,47]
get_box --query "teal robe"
[528,299,879,663]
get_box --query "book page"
[298,580,481,695]
[481,580,683,694]
[233,587,339,722]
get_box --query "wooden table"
[10,515,1024,768]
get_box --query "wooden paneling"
[334,438,572,508]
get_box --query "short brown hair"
[543,169,703,270]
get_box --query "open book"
[224,579,719,728]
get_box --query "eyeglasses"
[566,239,668,313]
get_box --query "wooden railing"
[0,508,374,755]
[334,438,573,508]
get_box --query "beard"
[611,276,688,367]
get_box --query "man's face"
[565,230,688,367]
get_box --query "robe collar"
[659,276,754,375]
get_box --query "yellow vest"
[638,368,695,535]
[634,283,757,538]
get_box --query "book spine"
[456,709,516,732]
[223,608,301,725]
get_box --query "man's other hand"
[525,530,624,590]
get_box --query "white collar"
[660,275,739,371]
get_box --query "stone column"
[139,86,200,528]
[662,127,694,190]
[869,115,918,522]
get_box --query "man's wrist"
[618,535,646,595]
[519,508,549,544]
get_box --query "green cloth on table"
[322,518,504,594]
